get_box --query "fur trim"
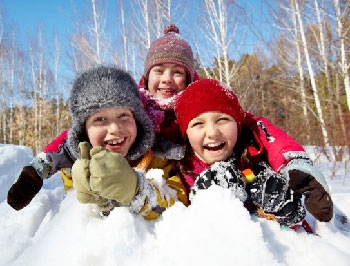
[68,66,154,161]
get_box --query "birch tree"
[331,0,350,149]
[294,0,329,146]
[0,11,6,144]
[8,30,15,143]
[270,1,312,140]
[118,0,128,70]
[332,0,350,111]
[53,33,62,137]
[314,0,335,139]
[28,25,53,153]
[70,0,110,72]
[16,58,27,146]
[291,2,311,143]
[128,0,189,77]
[195,0,242,84]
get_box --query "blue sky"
[1,0,272,47]
[1,0,273,80]
[2,1,74,36]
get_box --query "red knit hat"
[144,24,195,82]
[174,79,246,137]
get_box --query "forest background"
[0,0,349,163]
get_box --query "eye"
[190,121,203,128]
[175,70,185,75]
[119,112,132,120]
[218,116,230,122]
[173,68,186,76]
[152,67,163,74]
[94,116,106,122]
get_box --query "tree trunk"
[295,0,329,146]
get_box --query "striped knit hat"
[144,24,195,83]
[175,79,246,137]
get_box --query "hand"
[248,162,289,213]
[89,146,139,204]
[7,166,43,210]
[274,190,306,226]
[191,160,247,202]
[71,142,107,205]
[289,169,333,222]
[46,140,75,173]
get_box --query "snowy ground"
[0,144,349,266]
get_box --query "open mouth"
[105,138,126,147]
[204,142,225,151]
[159,88,175,96]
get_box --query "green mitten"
[72,142,107,204]
[89,146,139,204]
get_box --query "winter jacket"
[43,85,329,195]
[243,112,329,192]
[138,87,185,160]
[180,123,307,226]
[57,142,188,219]
[43,111,328,191]
[44,129,189,219]
[181,112,310,189]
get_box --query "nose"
[206,122,219,137]
[161,69,172,83]
[108,122,121,134]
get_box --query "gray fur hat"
[68,65,154,161]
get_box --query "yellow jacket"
[60,149,188,219]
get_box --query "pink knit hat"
[144,24,195,82]
[174,79,246,137]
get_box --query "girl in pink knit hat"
[175,79,333,231]
[138,24,199,160]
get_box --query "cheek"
[226,125,238,148]
[147,75,158,92]
[175,78,186,90]
[86,126,104,146]
[186,129,203,152]
[128,123,138,143]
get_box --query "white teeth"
[108,139,124,145]
[206,143,222,147]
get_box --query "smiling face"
[147,63,187,99]
[85,107,137,157]
[186,111,238,164]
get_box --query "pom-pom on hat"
[174,79,246,137]
[144,24,195,83]
[68,66,154,160]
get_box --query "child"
[7,24,197,210]
[13,66,189,218]
[7,25,332,225]
[174,79,333,227]
[138,24,198,159]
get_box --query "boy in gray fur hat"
[59,66,188,217]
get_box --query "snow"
[0,144,349,266]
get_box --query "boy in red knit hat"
[175,79,333,229]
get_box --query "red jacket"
[44,129,69,153]
[43,113,308,174]
[243,112,306,172]
[180,112,307,193]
